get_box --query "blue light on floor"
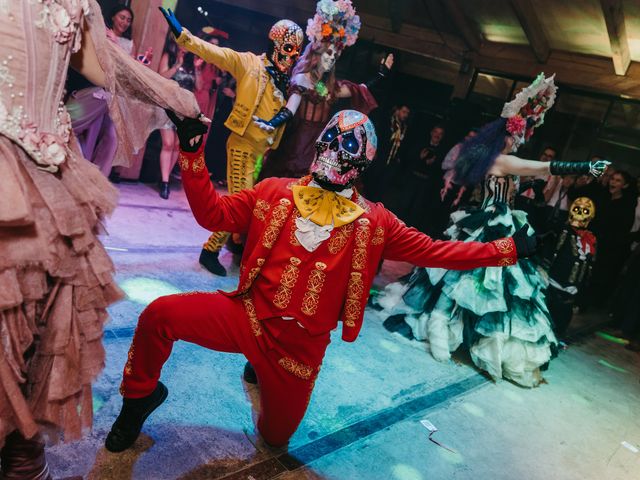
[380,339,402,353]
[461,402,485,418]
[392,464,423,480]
[119,277,183,305]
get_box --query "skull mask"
[268,20,304,73]
[568,197,596,229]
[310,110,377,190]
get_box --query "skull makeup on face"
[310,110,377,190]
[318,46,338,74]
[568,197,596,229]
[268,20,304,73]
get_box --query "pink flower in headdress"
[506,115,526,136]
[306,0,360,49]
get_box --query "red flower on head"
[506,115,526,136]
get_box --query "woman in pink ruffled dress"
[0,1,199,477]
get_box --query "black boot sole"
[105,382,169,453]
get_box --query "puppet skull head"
[268,20,304,73]
[568,197,596,229]
[310,110,377,190]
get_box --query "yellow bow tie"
[292,185,364,227]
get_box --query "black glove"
[550,160,610,178]
[253,107,293,131]
[365,56,392,91]
[512,225,538,258]
[165,110,208,152]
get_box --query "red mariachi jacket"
[179,147,518,342]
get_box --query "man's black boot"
[199,249,227,276]
[105,382,168,453]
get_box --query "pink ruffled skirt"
[0,137,122,448]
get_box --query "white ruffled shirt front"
[294,181,354,252]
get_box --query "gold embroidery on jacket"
[263,198,290,248]
[352,219,371,271]
[301,262,327,316]
[492,238,514,255]
[278,357,313,380]
[242,295,262,336]
[253,199,271,221]
[290,208,301,246]
[328,222,354,254]
[344,272,364,327]
[178,152,205,173]
[273,256,301,309]
[371,226,385,245]
[241,258,265,292]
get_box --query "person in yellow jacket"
[160,7,303,275]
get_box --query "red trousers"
[119,292,331,446]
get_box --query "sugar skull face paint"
[318,46,338,73]
[268,20,304,73]
[310,110,377,189]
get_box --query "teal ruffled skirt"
[377,204,557,387]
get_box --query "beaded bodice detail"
[481,175,519,209]
[0,0,88,172]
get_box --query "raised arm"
[381,208,536,269]
[166,112,256,233]
[337,53,393,99]
[159,7,246,79]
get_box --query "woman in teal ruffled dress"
[377,74,610,386]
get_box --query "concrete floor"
[47,181,640,480]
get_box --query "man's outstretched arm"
[381,209,535,269]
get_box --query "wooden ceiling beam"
[208,0,640,98]
[475,42,640,99]
[441,0,482,52]
[599,0,631,76]
[508,0,550,63]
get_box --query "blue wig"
[454,118,508,186]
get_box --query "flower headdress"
[501,73,557,148]
[306,0,361,51]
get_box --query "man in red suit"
[106,110,535,452]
